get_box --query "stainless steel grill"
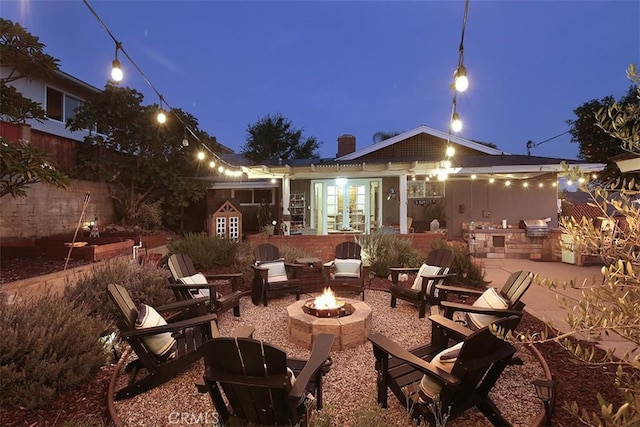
[519,219,550,238]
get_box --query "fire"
[314,287,340,309]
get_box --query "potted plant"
[257,199,275,235]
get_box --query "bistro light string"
[82,0,245,178]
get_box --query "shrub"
[356,232,427,277]
[133,200,164,230]
[167,233,239,270]
[430,239,486,288]
[64,257,174,322]
[279,244,310,264]
[0,293,108,409]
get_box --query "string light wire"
[81,0,240,175]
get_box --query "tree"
[241,113,320,163]
[0,19,68,198]
[67,84,209,230]
[516,65,639,426]
[567,84,637,183]
[0,18,59,124]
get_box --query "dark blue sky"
[4,0,639,159]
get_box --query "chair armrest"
[439,301,523,317]
[121,312,219,338]
[168,283,219,291]
[204,272,243,281]
[428,314,474,339]
[323,260,335,268]
[232,325,255,338]
[155,296,210,313]
[289,333,335,398]
[368,333,459,386]
[389,267,421,274]
[436,284,484,297]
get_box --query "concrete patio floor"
[480,257,637,360]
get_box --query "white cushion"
[135,303,176,358]
[419,341,463,398]
[467,287,510,329]
[411,264,442,292]
[334,259,361,278]
[178,273,210,298]
[260,260,289,283]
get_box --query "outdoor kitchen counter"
[467,228,552,260]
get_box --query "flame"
[314,287,340,309]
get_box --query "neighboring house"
[208,128,605,239]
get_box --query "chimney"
[336,134,356,158]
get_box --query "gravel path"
[112,289,543,426]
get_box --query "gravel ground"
[112,289,543,426]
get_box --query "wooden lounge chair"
[198,333,334,426]
[167,253,249,317]
[389,248,456,318]
[251,243,302,306]
[323,241,368,300]
[368,315,520,426]
[107,283,253,400]
[435,270,534,332]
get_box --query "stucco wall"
[0,180,114,239]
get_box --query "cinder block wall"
[0,180,114,239]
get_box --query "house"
[207,128,605,241]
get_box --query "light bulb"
[451,113,462,133]
[523,182,529,188]
[446,146,455,157]
[471,174,477,180]
[182,138,189,147]
[111,59,123,82]
[209,161,216,168]
[489,177,495,184]
[157,110,166,124]
[197,151,205,160]
[454,65,469,92]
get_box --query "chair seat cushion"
[334,259,362,278]
[135,303,176,358]
[419,341,463,399]
[260,260,289,283]
[467,287,510,329]
[411,264,443,292]
[178,273,223,299]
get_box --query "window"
[232,189,273,205]
[46,86,84,123]
[46,87,63,121]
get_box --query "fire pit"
[287,288,372,351]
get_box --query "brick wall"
[0,180,114,239]
[247,232,447,261]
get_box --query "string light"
[82,0,244,178]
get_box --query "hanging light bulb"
[451,112,463,132]
[182,127,189,147]
[209,160,216,168]
[446,145,455,157]
[489,177,495,184]
[157,109,166,124]
[453,65,468,92]
[111,42,123,82]
[197,151,205,160]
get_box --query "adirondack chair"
[198,333,334,426]
[167,253,249,317]
[368,315,520,426]
[388,248,456,318]
[435,270,534,332]
[323,241,369,300]
[251,243,302,306]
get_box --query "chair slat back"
[167,253,197,281]
[107,283,138,329]
[203,337,292,425]
[426,248,455,269]
[254,243,282,263]
[335,241,361,260]
[499,270,533,306]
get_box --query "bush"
[64,257,174,322]
[356,232,427,277]
[0,293,108,409]
[167,233,239,270]
[430,239,486,288]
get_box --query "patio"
[110,289,544,426]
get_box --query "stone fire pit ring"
[286,298,372,351]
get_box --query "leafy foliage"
[518,65,640,426]
[0,18,59,124]
[0,293,108,409]
[0,138,69,198]
[167,233,241,270]
[66,85,209,230]
[241,113,320,163]
[356,232,427,277]
[63,257,174,322]
[567,75,637,183]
